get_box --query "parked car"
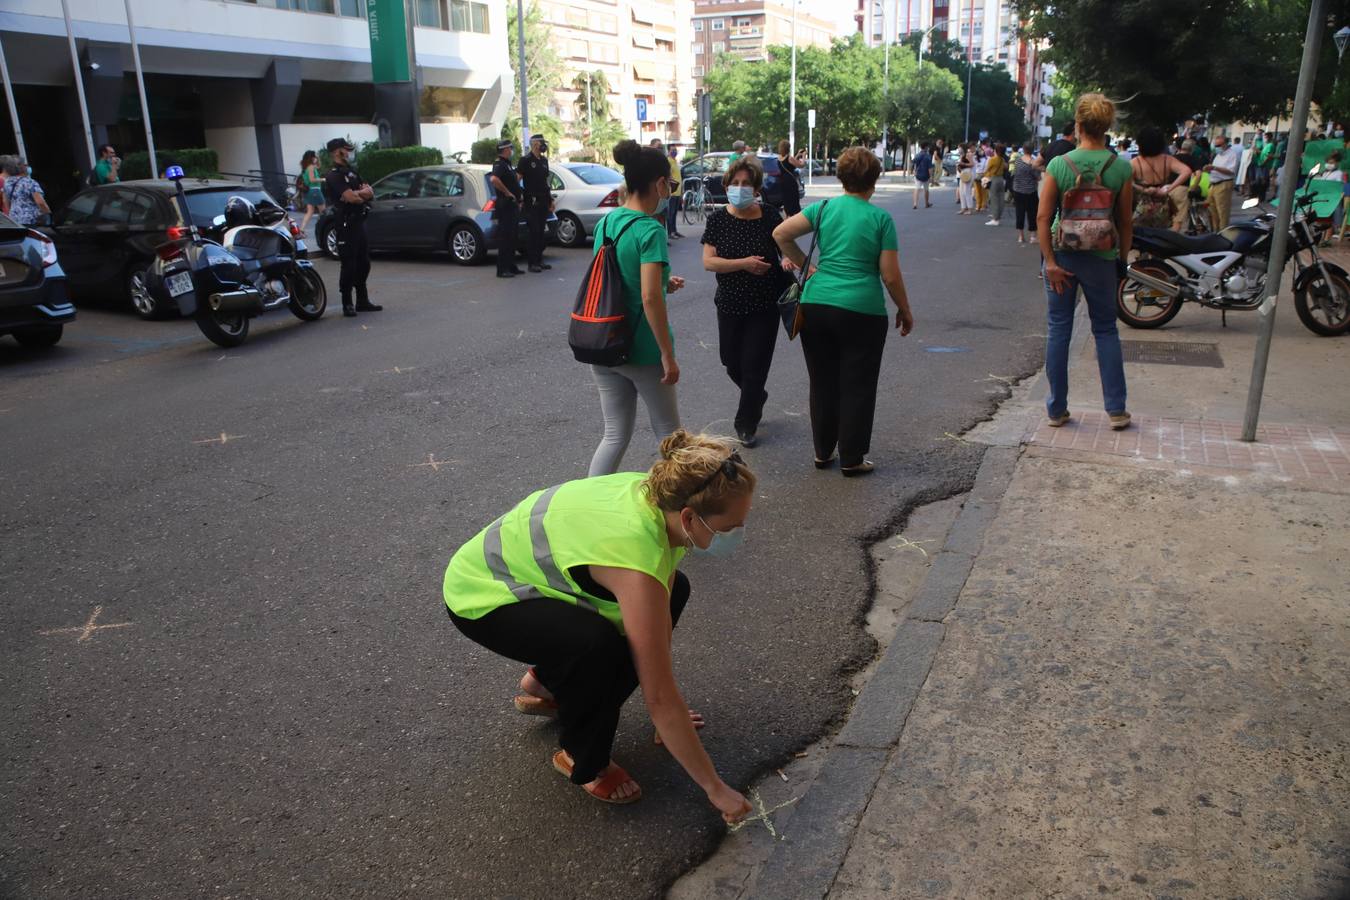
[943,150,961,176]
[0,213,74,348]
[315,164,557,265]
[680,152,806,209]
[41,179,281,319]
[549,162,622,248]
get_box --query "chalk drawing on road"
[980,373,1017,385]
[408,453,456,473]
[940,432,972,444]
[193,432,246,445]
[379,365,417,375]
[889,536,935,558]
[38,605,132,643]
[780,408,803,418]
[924,346,970,353]
[726,787,801,839]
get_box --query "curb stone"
[745,445,1021,900]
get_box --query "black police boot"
[342,297,357,317]
[354,290,382,312]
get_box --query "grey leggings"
[587,363,681,476]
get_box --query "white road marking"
[39,605,132,643]
[193,432,245,445]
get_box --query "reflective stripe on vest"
[482,485,599,613]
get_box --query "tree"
[916,37,1029,144]
[1012,0,1306,130]
[568,70,628,163]
[505,1,565,135]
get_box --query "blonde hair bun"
[1075,93,1116,140]
[645,429,757,513]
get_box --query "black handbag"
[776,199,827,340]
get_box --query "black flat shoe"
[813,454,837,469]
[841,460,875,478]
[342,307,357,317]
[539,262,552,270]
[355,302,383,312]
[736,428,758,448]
[497,271,515,278]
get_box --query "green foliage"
[568,69,629,164]
[501,113,563,153]
[123,148,218,180]
[470,138,502,164]
[916,38,1029,144]
[1012,0,1312,129]
[506,1,566,127]
[353,146,443,185]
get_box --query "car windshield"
[183,188,279,226]
[567,164,623,185]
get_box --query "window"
[412,170,463,198]
[694,44,702,55]
[547,172,565,192]
[711,18,724,30]
[693,64,705,77]
[712,41,724,53]
[736,18,751,27]
[56,191,99,225]
[449,0,489,32]
[566,164,623,185]
[589,11,616,31]
[694,20,703,31]
[419,86,485,122]
[568,38,589,58]
[416,0,441,27]
[590,41,619,63]
[373,172,414,201]
[97,190,150,225]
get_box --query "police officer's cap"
[497,140,514,151]
[529,134,545,143]
[326,137,354,152]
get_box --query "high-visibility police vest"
[443,472,684,634]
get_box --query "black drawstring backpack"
[568,214,641,366]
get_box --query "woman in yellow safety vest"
[442,430,755,820]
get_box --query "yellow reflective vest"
[443,473,685,633]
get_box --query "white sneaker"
[984,219,999,226]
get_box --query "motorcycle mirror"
[165,165,185,181]
[1241,197,1260,210]
[212,214,226,226]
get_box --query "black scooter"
[148,167,326,347]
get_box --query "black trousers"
[494,205,518,275]
[717,308,779,433]
[336,219,371,307]
[447,571,690,785]
[524,202,548,266]
[1013,190,1039,231]
[798,304,888,467]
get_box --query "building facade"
[691,0,838,93]
[0,0,513,205]
[538,0,696,151]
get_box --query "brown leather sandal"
[551,750,642,804]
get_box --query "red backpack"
[568,214,642,366]
[1055,152,1119,252]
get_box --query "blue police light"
[165,165,185,181]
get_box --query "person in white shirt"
[1204,134,1241,231]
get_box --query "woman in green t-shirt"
[443,431,754,821]
[773,147,914,477]
[1036,93,1135,432]
[587,140,687,476]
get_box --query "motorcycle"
[1118,181,1350,336]
[148,167,327,348]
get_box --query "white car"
[548,162,625,248]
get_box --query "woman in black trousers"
[701,156,788,447]
[773,147,914,476]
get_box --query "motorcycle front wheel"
[1117,259,1183,329]
[288,268,327,321]
[195,308,250,348]
[1294,268,1350,336]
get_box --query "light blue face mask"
[726,185,756,209]
[654,195,669,215]
[685,514,746,558]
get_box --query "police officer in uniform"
[489,140,523,278]
[323,137,381,316]
[517,134,553,273]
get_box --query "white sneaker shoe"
[984,219,999,226]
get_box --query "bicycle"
[683,178,709,226]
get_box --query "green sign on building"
[368,0,411,83]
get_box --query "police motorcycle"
[1118,169,1350,336]
[148,166,327,348]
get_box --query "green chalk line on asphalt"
[727,788,802,838]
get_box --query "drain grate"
[1119,340,1224,367]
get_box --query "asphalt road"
[1,179,1048,899]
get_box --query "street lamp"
[789,0,798,155]
[916,19,949,70]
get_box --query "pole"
[1242,0,1326,442]
[880,0,890,169]
[807,121,813,187]
[0,36,25,159]
[789,0,798,155]
[60,0,96,170]
[515,0,529,143]
[964,55,972,142]
[586,71,592,133]
[123,0,156,177]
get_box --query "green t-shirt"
[1046,148,1133,259]
[799,196,898,316]
[93,159,115,185]
[593,207,671,366]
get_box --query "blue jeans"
[1043,251,1127,417]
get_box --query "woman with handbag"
[701,156,787,447]
[587,139,687,476]
[1130,126,1191,230]
[957,146,976,215]
[773,147,915,477]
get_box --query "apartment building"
[853,0,1053,136]
[691,1,839,92]
[538,0,696,150]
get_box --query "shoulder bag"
[775,199,827,340]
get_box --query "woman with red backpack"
[1036,93,1135,432]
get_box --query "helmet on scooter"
[223,195,256,229]
[254,197,287,227]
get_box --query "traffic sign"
[808,108,816,128]
[636,98,648,122]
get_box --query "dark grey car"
[0,213,74,349]
[315,164,557,265]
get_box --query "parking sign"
[636,98,648,122]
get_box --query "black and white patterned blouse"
[700,204,785,315]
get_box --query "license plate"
[167,271,193,297]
